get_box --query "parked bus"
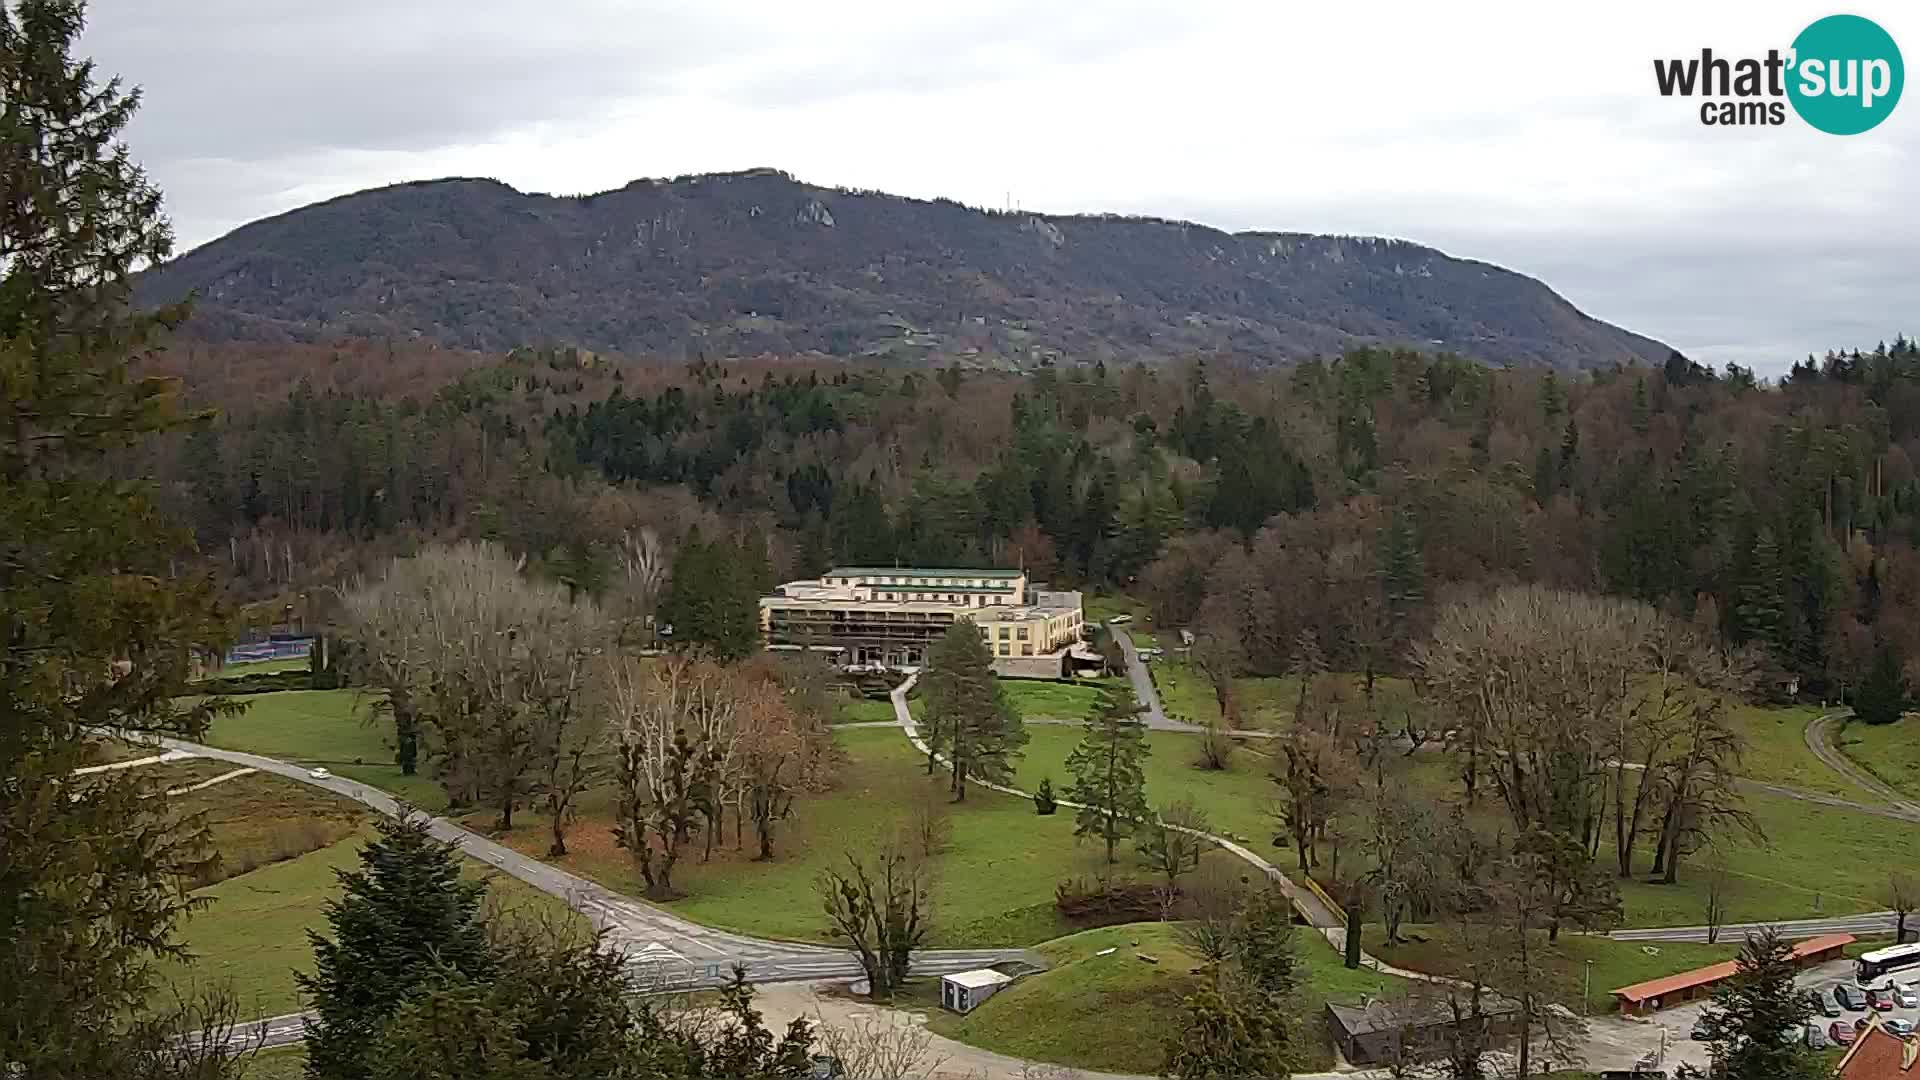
[1856,942,1920,984]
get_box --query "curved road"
[143,735,1038,1045]
[1806,710,1920,820]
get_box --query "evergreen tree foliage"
[1855,643,1907,724]
[657,533,761,660]
[1160,985,1297,1080]
[920,620,1026,799]
[1734,528,1787,649]
[1233,887,1300,998]
[1063,686,1152,862]
[299,813,494,1080]
[1684,927,1824,1080]
[1,3,236,1074]
[1034,775,1059,815]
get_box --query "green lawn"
[833,696,898,724]
[1725,704,1857,797]
[1611,785,1920,926]
[1373,926,1739,1015]
[1153,661,1407,732]
[1011,726,1278,847]
[1001,680,1103,722]
[918,921,1403,1075]
[1086,592,1161,650]
[176,770,369,887]
[239,1045,305,1080]
[1084,593,1151,625]
[476,726,1243,947]
[203,689,446,809]
[207,657,312,679]
[1836,715,1920,799]
[163,828,589,1018]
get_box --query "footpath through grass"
[917,921,1404,1075]
[479,726,1243,947]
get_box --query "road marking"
[631,941,691,965]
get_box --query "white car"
[308,767,331,780]
[1108,614,1132,625]
[1894,983,1920,1008]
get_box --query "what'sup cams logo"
[1654,13,1903,133]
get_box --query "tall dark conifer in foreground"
[299,814,494,1080]
[1680,927,1824,1080]
[1,2,237,1074]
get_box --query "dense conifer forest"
[140,336,1920,696]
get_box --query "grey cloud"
[86,1,727,159]
[75,2,1918,376]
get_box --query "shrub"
[1053,875,1161,927]
[1034,776,1059,815]
[196,670,315,695]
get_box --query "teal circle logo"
[1788,14,1903,134]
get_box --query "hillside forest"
[133,337,1920,701]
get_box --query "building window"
[1016,627,1029,640]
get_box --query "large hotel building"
[759,567,1087,678]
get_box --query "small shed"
[940,968,1014,1014]
[1611,933,1854,1017]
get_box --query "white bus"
[1856,941,1920,984]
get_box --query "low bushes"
[1054,876,1162,928]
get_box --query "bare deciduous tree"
[342,541,607,837]
[1137,798,1213,918]
[812,1007,948,1080]
[1189,607,1247,727]
[816,847,932,1000]
[1704,855,1732,944]
[1888,870,1918,944]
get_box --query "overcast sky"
[84,1,1917,374]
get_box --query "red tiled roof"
[1610,933,1856,1004]
[1837,1020,1920,1078]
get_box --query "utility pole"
[1584,959,1593,1017]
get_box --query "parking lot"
[1583,956,1920,1074]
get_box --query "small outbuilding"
[1325,997,1521,1067]
[940,969,1014,1014]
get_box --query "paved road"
[1113,630,1192,732]
[1611,912,1908,944]
[142,734,1038,1030]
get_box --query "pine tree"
[1855,644,1906,725]
[1,4,238,1074]
[1064,687,1152,862]
[1686,927,1825,1080]
[1160,986,1296,1080]
[658,535,760,661]
[1233,887,1300,997]
[921,621,1026,800]
[300,814,495,1080]
[1734,528,1787,650]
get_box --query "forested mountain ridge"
[135,168,1670,369]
